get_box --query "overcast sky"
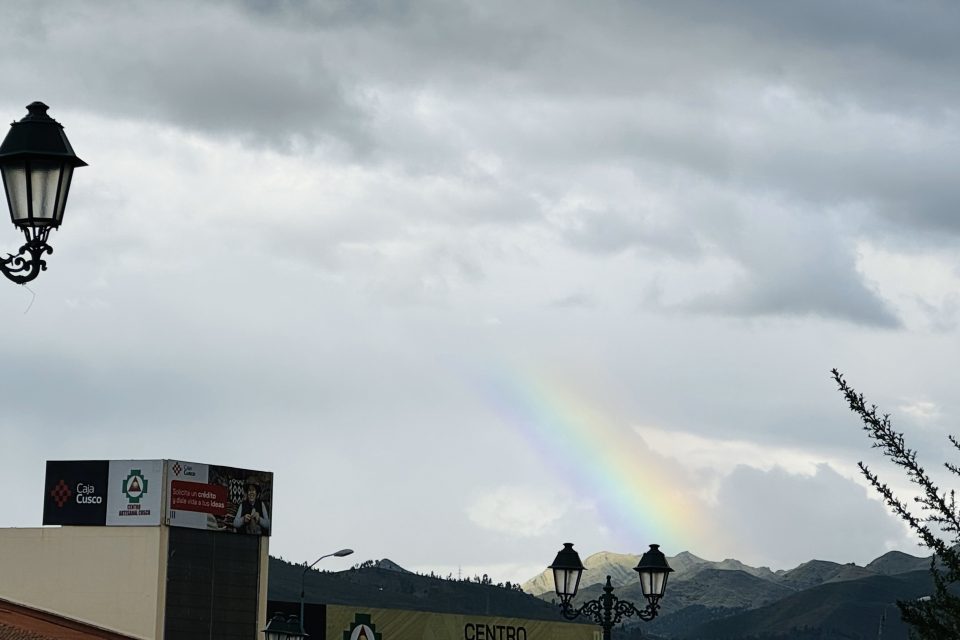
[2,0,960,584]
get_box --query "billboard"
[166,460,273,536]
[42,459,272,534]
[105,459,164,526]
[43,459,164,527]
[324,605,598,640]
[42,460,110,526]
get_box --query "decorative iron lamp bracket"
[1,229,52,284]
[559,575,660,627]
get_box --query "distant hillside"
[373,558,411,573]
[268,547,940,639]
[521,548,941,639]
[776,559,836,590]
[269,557,575,622]
[667,568,795,612]
[686,570,935,640]
[581,568,795,639]
[708,558,780,583]
[866,550,931,575]
[668,551,711,576]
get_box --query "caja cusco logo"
[49,480,72,507]
[50,478,101,507]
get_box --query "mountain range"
[269,549,936,639]
[522,549,931,597]
[522,549,934,638]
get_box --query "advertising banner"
[105,459,164,526]
[42,460,110,526]
[166,460,273,536]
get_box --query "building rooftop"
[0,598,135,640]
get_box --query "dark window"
[165,527,261,639]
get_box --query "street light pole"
[300,548,354,634]
[549,543,673,640]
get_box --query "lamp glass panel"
[639,570,668,599]
[553,567,580,598]
[1,162,28,224]
[53,164,73,225]
[28,159,63,225]
[553,568,566,595]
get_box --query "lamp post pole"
[549,543,673,640]
[300,548,354,634]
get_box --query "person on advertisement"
[233,477,270,535]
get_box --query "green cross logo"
[122,469,148,504]
[344,613,382,640]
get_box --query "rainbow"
[478,366,705,555]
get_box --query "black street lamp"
[0,101,85,284]
[549,542,673,640]
[263,612,306,640]
[300,548,353,633]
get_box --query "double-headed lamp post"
[0,102,85,284]
[262,613,306,640]
[549,542,673,640]
[300,548,354,633]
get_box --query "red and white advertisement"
[170,480,228,515]
[165,460,273,536]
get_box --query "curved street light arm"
[558,576,660,640]
[304,552,338,574]
[0,233,52,285]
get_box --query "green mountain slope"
[685,570,935,639]
[268,556,576,622]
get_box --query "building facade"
[0,459,272,640]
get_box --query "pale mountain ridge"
[780,559,848,590]
[826,563,878,584]
[666,550,711,575]
[701,558,779,583]
[523,550,725,595]
[522,549,931,595]
[866,550,932,575]
[523,550,641,595]
[373,558,411,573]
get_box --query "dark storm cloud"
[3,0,955,327]
[681,207,902,327]
[0,2,367,149]
[662,0,960,81]
[689,267,901,327]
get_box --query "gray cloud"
[1,0,957,582]
[712,464,912,568]
[0,2,367,150]
[547,292,595,309]
[682,210,901,327]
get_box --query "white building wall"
[0,526,166,639]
